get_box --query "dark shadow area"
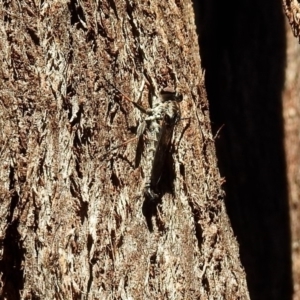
[193,0,292,299]
[0,167,25,300]
[0,219,25,300]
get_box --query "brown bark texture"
[274,1,300,299]
[283,18,300,300]
[0,0,249,299]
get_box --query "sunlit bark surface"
[0,1,249,299]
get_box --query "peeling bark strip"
[283,0,300,41]
[0,0,249,299]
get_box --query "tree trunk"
[282,1,300,298]
[0,1,249,299]
[283,22,300,300]
[195,0,292,299]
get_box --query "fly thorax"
[164,101,181,125]
[147,120,160,154]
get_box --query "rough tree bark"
[283,0,300,41]
[0,1,249,299]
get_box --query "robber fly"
[106,81,183,202]
[143,88,182,201]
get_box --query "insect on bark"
[143,88,183,201]
[106,82,183,202]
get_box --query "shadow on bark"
[193,0,293,299]
[0,168,25,299]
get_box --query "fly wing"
[135,120,146,168]
[149,120,175,187]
